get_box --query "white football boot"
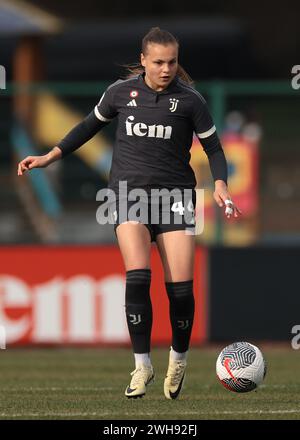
[125,364,155,398]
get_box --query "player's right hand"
[17,155,49,176]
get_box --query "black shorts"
[110,189,196,242]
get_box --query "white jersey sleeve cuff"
[94,105,112,122]
[197,125,216,139]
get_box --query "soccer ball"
[216,341,267,393]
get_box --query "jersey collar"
[138,72,179,95]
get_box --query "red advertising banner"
[0,246,207,346]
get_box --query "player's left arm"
[192,95,242,218]
[199,129,241,218]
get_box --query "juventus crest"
[169,98,179,112]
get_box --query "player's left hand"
[213,180,242,219]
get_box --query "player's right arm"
[17,146,62,175]
[17,84,117,176]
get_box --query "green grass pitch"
[0,346,299,420]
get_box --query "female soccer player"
[17,27,241,400]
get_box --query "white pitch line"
[209,410,300,415]
[121,410,300,416]
[0,413,109,418]
[0,387,114,392]
[260,385,300,389]
[1,409,300,418]
[2,385,296,392]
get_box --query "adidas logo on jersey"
[125,115,172,139]
[127,99,137,107]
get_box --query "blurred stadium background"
[0,0,300,419]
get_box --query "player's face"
[141,43,178,91]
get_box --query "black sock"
[165,280,195,353]
[125,269,152,354]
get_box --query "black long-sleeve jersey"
[58,73,228,194]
